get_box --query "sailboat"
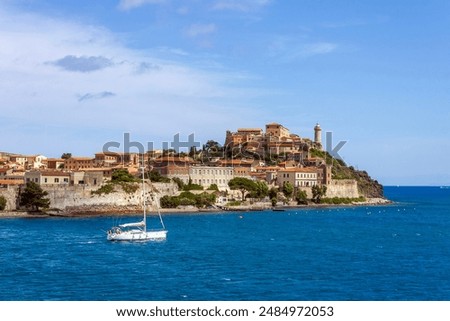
[107,167,167,242]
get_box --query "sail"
[119,220,145,228]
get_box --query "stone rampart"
[325,179,359,198]
[0,186,19,210]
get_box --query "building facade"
[189,166,234,190]
[25,170,71,185]
[277,168,319,188]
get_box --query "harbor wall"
[1,180,360,214]
[0,186,19,210]
[0,182,179,214]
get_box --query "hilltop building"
[0,122,336,197]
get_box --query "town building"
[25,170,71,185]
[64,157,96,170]
[94,152,140,167]
[189,166,234,190]
[277,167,319,188]
[70,168,110,186]
[265,123,290,138]
[46,158,65,169]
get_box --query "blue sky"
[1,0,449,186]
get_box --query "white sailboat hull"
[106,166,167,242]
[107,229,167,241]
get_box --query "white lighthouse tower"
[314,123,322,149]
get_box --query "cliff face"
[332,164,383,198]
[310,148,384,199]
[352,169,384,198]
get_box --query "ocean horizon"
[0,186,449,301]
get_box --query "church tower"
[314,123,322,149]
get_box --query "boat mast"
[142,163,146,232]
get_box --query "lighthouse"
[314,123,322,149]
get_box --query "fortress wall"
[0,186,19,210]
[43,181,179,213]
[297,180,359,199]
[326,180,359,198]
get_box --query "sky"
[1,0,449,186]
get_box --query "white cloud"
[212,0,271,11]
[184,23,217,38]
[117,0,166,11]
[0,6,263,155]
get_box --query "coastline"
[0,198,392,218]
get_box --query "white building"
[25,170,70,185]
[277,167,319,188]
[189,166,234,190]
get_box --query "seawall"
[1,179,366,215]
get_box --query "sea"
[0,186,449,301]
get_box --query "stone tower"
[314,123,322,149]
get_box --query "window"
[64,178,69,183]
[44,178,47,183]
[54,178,59,183]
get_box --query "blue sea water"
[0,186,449,301]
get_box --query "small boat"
[272,208,285,212]
[107,167,167,242]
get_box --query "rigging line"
[150,181,166,230]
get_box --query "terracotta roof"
[0,179,23,185]
[154,156,193,162]
[75,167,113,172]
[255,166,281,171]
[66,157,94,161]
[278,167,319,173]
[218,159,254,165]
[237,128,263,132]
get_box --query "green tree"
[228,177,257,201]
[183,183,204,191]
[160,195,180,208]
[207,183,219,191]
[250,181,269,200]
[61,153,72,159]
[19,182,50,212]
[295,190,308,205]
[172,177,185,189]
[112,169,138,183]
[271,197,277,207]
[282,182,294,200]
[0,195,7,210]
[147,170,170,183]
[268,187,278,200]
[312,185,327,203]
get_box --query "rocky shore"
[0,197,392,218]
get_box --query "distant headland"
[0,122,388,216]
